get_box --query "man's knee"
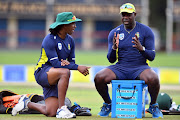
[141,69,159,84]
[94,73,113,84]
[151,73,159,82]
[94,72,104,83]
[60,69,70,79]
[94,68,116,84]
[62,68,70,75]
[146,73,159,85]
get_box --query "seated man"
[94,3,163,118]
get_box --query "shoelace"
[100,104,109,111]
[152,105,159,113]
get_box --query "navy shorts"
[34,65,58,100]
[107,64,150,80]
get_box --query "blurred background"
[0,0,179,51]
[0,0,180,83]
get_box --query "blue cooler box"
[111,80,147,118]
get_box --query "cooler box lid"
[112,80,145,84]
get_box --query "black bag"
[69,102,92,116]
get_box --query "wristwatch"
[142,46,145,51]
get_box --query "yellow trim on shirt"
[147,60,150,66]
[35,48,48,70]
[116,48,118,60]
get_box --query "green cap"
[50,12,82,29]
[157,93,172,110]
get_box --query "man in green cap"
[12,12,90,119]
[94,3,163,118]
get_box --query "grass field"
[0,50,180,119]
[0,83,180,120]
[0,49,180,67]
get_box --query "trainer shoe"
[97,103,111,117]
[12,95,30,116]
[56,105,76,119]
[148,103,163,118]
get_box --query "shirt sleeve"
[107,30,117,63]
[43,35,78,70]
[140,27,155,61]
[67,38,78,69]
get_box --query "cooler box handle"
[117,85,136,99]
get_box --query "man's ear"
[134,12,137,17]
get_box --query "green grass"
[0,49,180,67]
[0,50,40,65]
[0,50,180,120]
[0,83,180,120]
[150,52,180,67]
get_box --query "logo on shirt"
[135,32,140,38]
[116,28,120,31]
[119,33,124,40]
[68,44,71,50]
[58,43,62,50]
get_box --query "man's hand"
[78,65,91,76]
[61,59,70,66]
[132,34,144,51]
[112,32,119,50]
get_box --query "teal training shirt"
[35,34,78,70]
[107,21,155,65]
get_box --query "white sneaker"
[56,105,76,119]
[12,95,30,116]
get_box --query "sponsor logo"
[67,16,76,21]
[119,33,124,40]
[58,43,62,50]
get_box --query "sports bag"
[0,90,44,114]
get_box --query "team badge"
[116,28,120,31]
[58,43,62,50]
[119,33,124,40]
[135,32,140,38]
[68,44,71,50]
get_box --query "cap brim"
[120,9,134,13]
[50,18,82,29]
